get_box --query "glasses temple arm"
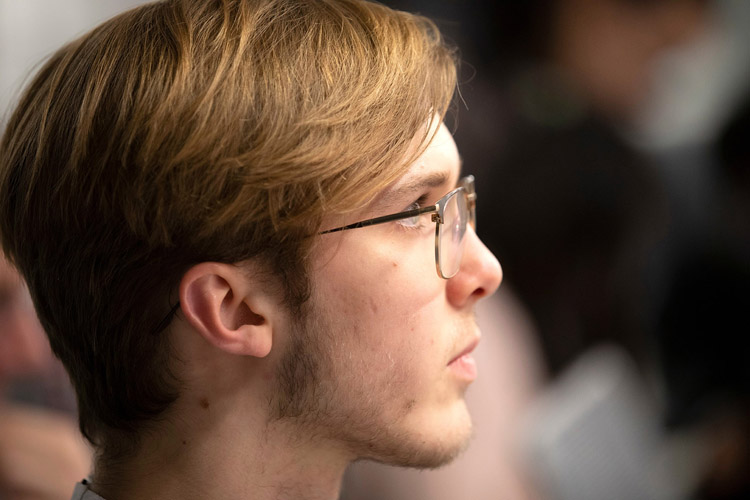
[321,205,438,234]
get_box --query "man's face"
[275,123,502,467]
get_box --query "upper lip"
[448,336,480,365]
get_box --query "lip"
[447,336,480,382]
[448,336,480,366]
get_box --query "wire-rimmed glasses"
[320,175,476,279]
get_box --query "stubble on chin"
[267,298,474,470]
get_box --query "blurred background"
[2,1,749,499]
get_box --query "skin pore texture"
[93,123,502,500]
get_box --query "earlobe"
[179,263,273,358]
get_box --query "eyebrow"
[368,171,447,212]
[367,150,464,212]
[387,170,451,201]
[380,153,463,203]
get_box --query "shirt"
[70,480,106,500]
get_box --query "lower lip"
[448,353,477,381]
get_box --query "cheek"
[314,237,444,393]
[317,233,439,338]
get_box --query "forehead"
[318,122,461,232]
[378,123,461,205]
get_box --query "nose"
[446,227,502,308]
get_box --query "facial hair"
[268,292,472,469]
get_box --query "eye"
[397,201,422,228]
[396,193,431,230]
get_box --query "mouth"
[447,337,480,382]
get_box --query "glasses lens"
[438,190,468,278]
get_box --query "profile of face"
[0,257,51,390]
[274,123,503,467]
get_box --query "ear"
[179,262,274,358]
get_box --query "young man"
[0,1,502,498]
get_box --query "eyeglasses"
[321,175,476,279]
[152,176,476,334]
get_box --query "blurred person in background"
[0,255,91,499]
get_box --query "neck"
[91,393,350,500]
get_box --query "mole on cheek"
[199,398,210,409]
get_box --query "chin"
[358,399,474,469]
